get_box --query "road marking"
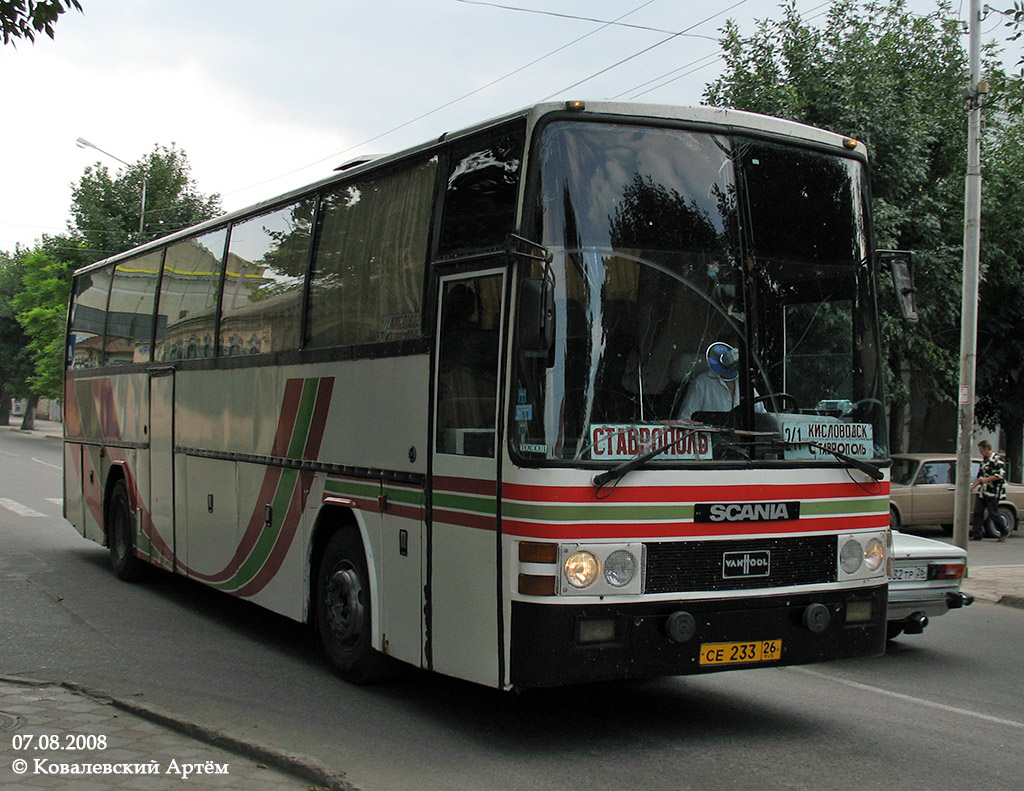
[0,498,46,518]
[47,498,63,506]
[793,667,1024,730]
[32,457,61,470]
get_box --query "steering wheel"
[744,392,800,413]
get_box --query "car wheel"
[889,507,899,529]
[315,529,394,683]
[998,505,1016,534]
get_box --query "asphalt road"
[2,427,1024,791]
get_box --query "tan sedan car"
[889,453,1024,536]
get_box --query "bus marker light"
[519,574,556,596]
[519,542,558,564]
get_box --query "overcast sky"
[0,0,1011,253]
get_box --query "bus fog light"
[564,550,600,588]
[577,618,617,644]
[845,599,874,624]
[603,549,638,587]
[863,538,885,572]
[840,539,863,574]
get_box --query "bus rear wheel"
[108,479,144,581]
[315,529,393,683]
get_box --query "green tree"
[0,251,34,425]
[1,0,81,46]
[703,0,985,452]
[13,250,70,404]
[4,144,221,428]
[976,104,1024,478]
[71,143,222,258]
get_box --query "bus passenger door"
[430,269,505,687]
[148,366,176,570]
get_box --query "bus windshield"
[514,119,887,465]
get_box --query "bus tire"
[108,479,144,582]
[315,529,393,683]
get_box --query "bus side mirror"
[878,250,918,324]
[518,277,555,352]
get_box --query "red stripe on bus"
[501,480,888,503]
[432,475,498,496]
[502,513,888,540]
[432,508,498,532]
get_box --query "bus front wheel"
[315,529,393,683]
[108,479,144,581]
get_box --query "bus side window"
[436,276,501,457]
[437,122,525,256]
[67,268,113,369]
[221,200,311,356]
[105,250,161,365]
[155,229,227,361]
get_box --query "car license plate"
[891,565,927,581]
[699,639,782,666]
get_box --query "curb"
[997,594,1024,609]
[1,675,355,791]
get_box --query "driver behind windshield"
[678,342,766,421]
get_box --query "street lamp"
[75,137,147,236]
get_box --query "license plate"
[891,565,927,581]
[699,639,782,666]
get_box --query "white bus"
[65,102,891,690]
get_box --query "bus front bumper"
[509,586,887,689]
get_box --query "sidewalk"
[1,418,63,440]
[0,676,352,790]
[962,562,1024,608]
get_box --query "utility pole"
[952,0,985,551]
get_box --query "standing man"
[970,439,1009,541]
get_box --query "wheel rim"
[112,501,129,562]
[325,561,365,647]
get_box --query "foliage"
[1,0,81,46]
[0,250,34,422]
[12,250,69,399]
[0,144,221,416]
[70,143,222,259]
[975,108,1024,475]
[702,0,990,450]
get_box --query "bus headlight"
[604,549,638,587]
[564,550,600,588]
[557,543,645,596]
[863,538,885,572]
[838,532,889,580]
[840,538,864,574]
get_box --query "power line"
[539,0,750,101]
[452,0,717,40]
[223,0,662,199]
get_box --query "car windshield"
[513,119,887,465]
[891,458,919,485]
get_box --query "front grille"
[644,535,837,594]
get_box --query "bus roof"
[73,101,866,277]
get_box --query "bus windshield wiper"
[591,424,771,490]
[786,440,885,481]
[592,428,706,490]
